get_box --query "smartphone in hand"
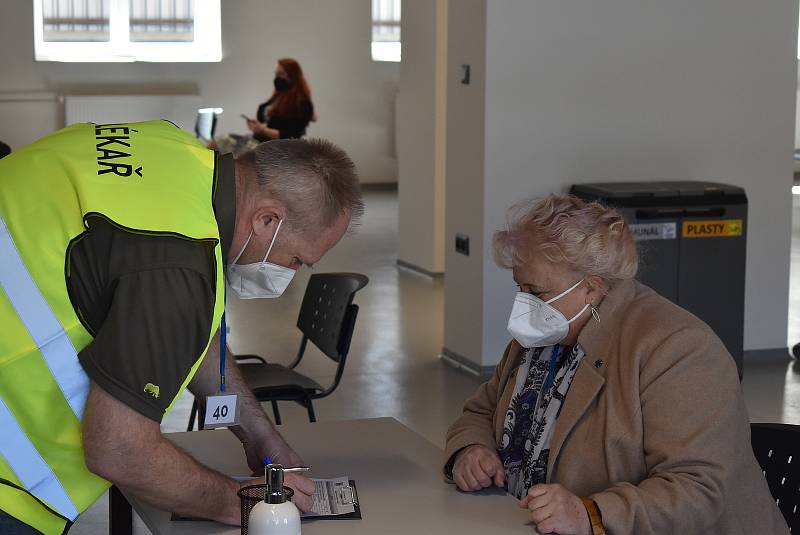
[241,114,252,121]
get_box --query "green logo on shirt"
[144,383,160,399]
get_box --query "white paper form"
[305,476,357,517]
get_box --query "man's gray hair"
[242,139,363,234]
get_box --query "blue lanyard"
[543,345,561,393]
[219,283,227,392]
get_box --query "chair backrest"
[297,273,368,362]
[751,422,800,531]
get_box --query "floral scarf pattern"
[498,344,585,499]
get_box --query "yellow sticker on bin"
[682,219,743,238]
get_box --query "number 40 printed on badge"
[204,394,239,428]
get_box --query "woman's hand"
[452,444,505,492]
[245,117,265,135]
[245,118,278,140]
[520,484,591,535]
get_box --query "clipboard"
[302,479,361,520]
[170,479,362,522]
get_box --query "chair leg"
[187,398,198,432]
[198,401,206,430]
[306,398,316,423]
[271,400,282,425]
[109,486,132,535]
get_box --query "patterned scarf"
[498,344,585,499]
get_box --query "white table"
[126,418,539,534]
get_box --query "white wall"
[442,0,487,367]
[444,0,799,370]
[396,0,447,273]
[795,87,800,148]
[0,0,399,183]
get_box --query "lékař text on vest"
[95,123,143,178]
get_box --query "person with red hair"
[245,58,315,142]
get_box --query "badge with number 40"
[204,394,239,428]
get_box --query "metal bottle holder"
[237,483,295,535]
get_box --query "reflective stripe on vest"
[0,121,224,531]
[0,216,89,419]
[0,397,79,520]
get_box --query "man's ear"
[251,201,287,238]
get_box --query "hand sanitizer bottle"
[247,464,301,535]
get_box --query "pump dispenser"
[247,464,303,535]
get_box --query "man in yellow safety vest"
[0,120,363,533]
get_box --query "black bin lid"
[570,181,747,207]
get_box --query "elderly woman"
[444,195,786,535]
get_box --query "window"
[33,0,221,62]
[371,0,401,62]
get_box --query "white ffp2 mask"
[507,278,590,348]
[225,219,296,299]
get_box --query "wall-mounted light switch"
[461,64,471,85]
[455,233,470,256]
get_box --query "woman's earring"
[590,303,601,323]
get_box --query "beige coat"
[445,280,787,534]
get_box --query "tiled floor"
[743,191,800,423]
[71,188,800,534]
[787,191,800,352]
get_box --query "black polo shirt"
[73,153,235,421]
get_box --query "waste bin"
[570,181,747,376]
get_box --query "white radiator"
[64,94,202,133]
[0,92,61,149]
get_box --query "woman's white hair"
[494,194,639,284]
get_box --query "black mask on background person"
[273,76,291,92]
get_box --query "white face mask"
[507,278,590,348]
[225,219,296,299]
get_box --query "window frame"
[33,0,222,63]
[371,0,401,63]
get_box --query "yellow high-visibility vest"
[0,120,225,533]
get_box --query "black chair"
[187,273,368,430]
[751,422,800,531]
